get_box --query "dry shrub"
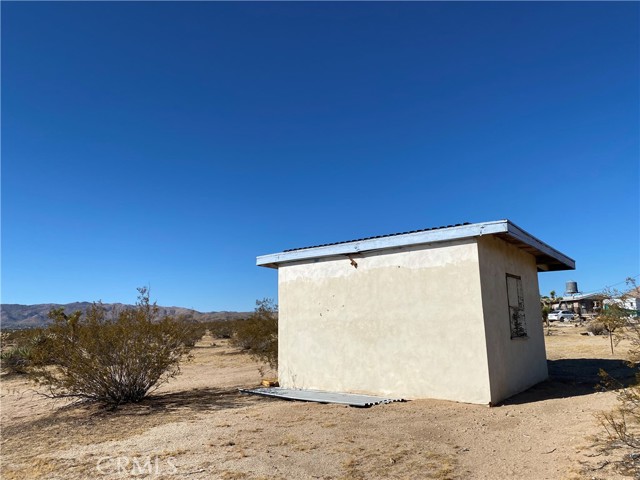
[598,365,640,449]
[178,317,208,347]
[230,299,277,369]
[597,279,640,452]
[29,288,198,406]
[587,321,608,336]
[599,321,640,449]
[208,319,241,339]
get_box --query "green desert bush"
[1,344,33,374]
[230,298,278,369]
[1,329,52,374]
[207,319,242,339]
[29,287,197,406]
[176,316,207,347]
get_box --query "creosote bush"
[207,319,242,339]
[230,298,278,369]
[29,288,199,406]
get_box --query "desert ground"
[1,325,638,479]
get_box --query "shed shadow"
[500,358,637,406]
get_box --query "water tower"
[565,281,579,296]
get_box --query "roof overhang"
[256,220,575,272]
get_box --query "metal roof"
[240,387,405,407]
[256,219,575,272]
[561,292,606,301]
[283,222,473,252]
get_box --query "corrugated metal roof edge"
[282,222,472,252]
[256,219,575,271]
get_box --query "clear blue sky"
[2,2,638,311]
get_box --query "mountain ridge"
[1,302,251,329]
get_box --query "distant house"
[557,285,640,316]
[257,220,574,405]
[624,295,640,314]
[603,288,640,316]
[623,287,640,314]
[558,293,606,315]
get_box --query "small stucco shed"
[257,220,574,405]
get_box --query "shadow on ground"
[1,386,268,445]
[502,358,637,405]
[143,386,273,413]
[53,386,265,417]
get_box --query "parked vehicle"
[548,310,576,322]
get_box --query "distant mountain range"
[1,303,251,329]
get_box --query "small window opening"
[506,274,527,338]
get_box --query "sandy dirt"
[1,325,638,479]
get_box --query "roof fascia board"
[256,221,508,267]
[506,221,575,269]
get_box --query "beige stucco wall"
[277,239,494,404]
[477,236,548,404]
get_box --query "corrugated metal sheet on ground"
[240,387,405,407]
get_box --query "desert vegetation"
[1,328,49,375]
[596,279,640,466]
[193,298,278,371]
[228,298,278,369]
[3,322,639,479]
[6,287,640,478]
[1,291,278,406]
[2,288,203,406]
